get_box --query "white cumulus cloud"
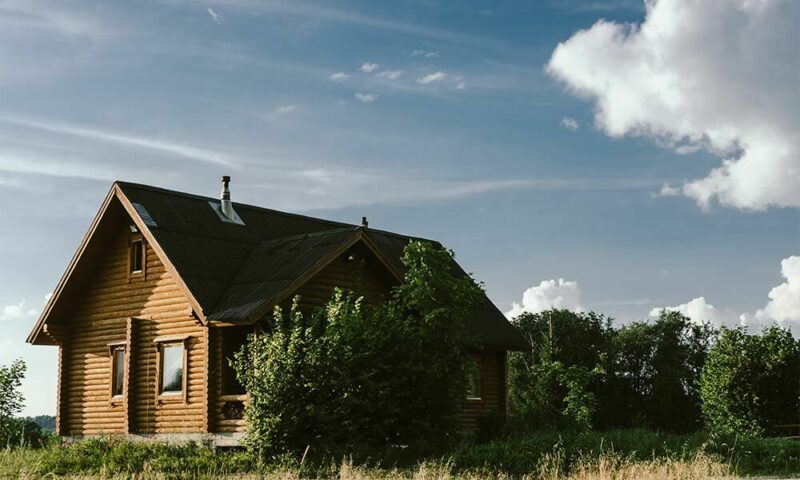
[1,299,39,321]
[547,0,800,210]
[354,93,378,103]
[359,62,379,73]
[417,71,447,84]
[506,279,584,319]
[329,72,348,82]
[649,297,738,328]
[653,256,800,335]
[740,255,800,333]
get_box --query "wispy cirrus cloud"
[182,0,509,51]
[1,117,237,167]
[417,71,447,84]
[376,70,403,80]
[273,105,297,115]
[411,49,439,58]
[354,93,378,103]
[206,7,222,23]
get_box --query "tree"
[508,309,610,430]
[233,241,484,458]
[508,310,714,433]
[0,359,26,447]
[700,326,799,436]
[608,312,714,432]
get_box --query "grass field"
[1,430,797,479]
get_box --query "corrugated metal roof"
[116,181,528,350]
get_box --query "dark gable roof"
[115,182,527,350]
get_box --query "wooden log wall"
[60,226,207,436]
[291,243,395,310]
[457,350,507,431]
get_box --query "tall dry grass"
[12,454,733,479]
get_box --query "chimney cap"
[222,175,231,183]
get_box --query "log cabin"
[27,178,528,445]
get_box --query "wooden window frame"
[128,234,146,280]
[154,335,189,404]
[107,341,126,405]
[466,354,483,402]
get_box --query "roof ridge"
[255,226,360,246]
[115,181,439,244]
[115,180,354,230]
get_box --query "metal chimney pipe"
[221,176,233,220]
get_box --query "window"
[111,346,125,397]
[466,356,482,400]
[129,238,144,275]
[222,328,250,395]
[160,343,184,395]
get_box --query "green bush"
[234,241,484,460]
[32,438,254,476]
[0,359,27,448]
[508,310,610,431]
[700,325,800,436]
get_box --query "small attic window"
[129,237,145,277]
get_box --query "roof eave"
[27,186,119,345]
[27,183,211,344]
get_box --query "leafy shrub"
[0,359,26,448]
[700,325,800,436]
[474,410,506,444]
[234,241,484,460]
[508,310,610,431]
[33,438,254,476]
[2,419,50,449]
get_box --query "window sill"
[219,394,248,402]
[465,397,483,402]
[110,397,124,406]
[157,393,186,404]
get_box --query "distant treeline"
[506,309,799,437]
[22,416,55,432]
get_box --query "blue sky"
[1,0,798,415]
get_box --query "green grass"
[449,429,800,476]
[0,430,797,478]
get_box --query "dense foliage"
[233,241,484,459]
[508,310,715,433]
[508,310,610,431]
[700,326,800,436]
[0,359,34,448]
[23,415,56,432]
[607,311,714,432]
